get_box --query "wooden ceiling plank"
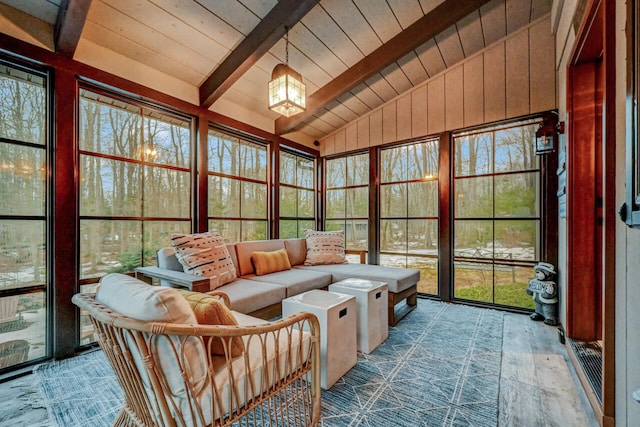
[54,0,92,57]
[457,10,485,56]
[276,0,493,135]
[481,0,506,46]
[436,25,465,66]
[397,52,429,86]
[199,0,320,108]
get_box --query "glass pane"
[454,176,493,218]
[144,166,190,218]
[326,158,346,188]
[344,220,367,250]
[242,220,267,241]
[142,221,191,265]
[454,133,492,177]
[454,261,493,303]
[326,189,345,219]
[494,125,538,173]
[325,220,343,231]
[408,219,438,255]
[454,220,493,258]
[494,220,539,261]
[280,152,296,185]
[208,133,236,175]
[279,186,297,217]
[241,182,267,218]
[297,157,314,189]
[279,220,297,239]
[79,282,99,345]
[79,94,142,158]
[406,141,438,180]
[297,220,314,238]
[208,133,267,181]
[346,154,368,186]
[407,181,437,218]
[380,253,407,269]
[409,256,438,295]
[210,220,240,243]
[144,112,190,167]
[380,219,406,253]
[79,220,142,279]
[208,176,240,217]
[495,172,539,217]
[0,292,46,366]
[495,265,535,309]
[239,142,267,181]
[346,187,368,218]
[380,184,407,217]
[0,220,46,289]
[380,146,406,183]
[0,65,46,145]
[298,189,314,217]
[0,145,45,215]
[80,155,142,217]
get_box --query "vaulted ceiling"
[0,0,551,144]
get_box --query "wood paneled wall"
[320,16,556,155]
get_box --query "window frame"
[206,126,270,242]
[625,0,640,226]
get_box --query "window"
[208,129,268,241]
[78,89,193,328]
[279,151,315,238]
[452,119,540,309]
[325,153,369,261]
[0,62,48,369]
[379,139,439,295]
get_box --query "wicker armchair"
[72,290,321,427]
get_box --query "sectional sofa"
[136,238,420,326]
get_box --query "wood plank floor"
[0,311,598,427]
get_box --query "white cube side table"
[329,278,388,354]
[282,289,357,390]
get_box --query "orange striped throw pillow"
[251,248,292,276]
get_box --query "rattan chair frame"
[72,292,321,427]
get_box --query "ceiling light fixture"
[268,26,305,117]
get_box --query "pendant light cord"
[285,26,289,65]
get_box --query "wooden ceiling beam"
[275,0,494,135]
[199,0,320,109]
[54,0,92,58]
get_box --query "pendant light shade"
[268,28,305,117]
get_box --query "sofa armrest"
[135,266,210,293]
[345,249,366,264]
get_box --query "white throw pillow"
[303,230,348,266]
[171,231,237,290]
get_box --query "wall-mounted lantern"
[535,111,564,155]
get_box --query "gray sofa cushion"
[295,264,419,294]
[212,278,286,314]
[245,269,332,297]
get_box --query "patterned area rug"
[34,299,504,427]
